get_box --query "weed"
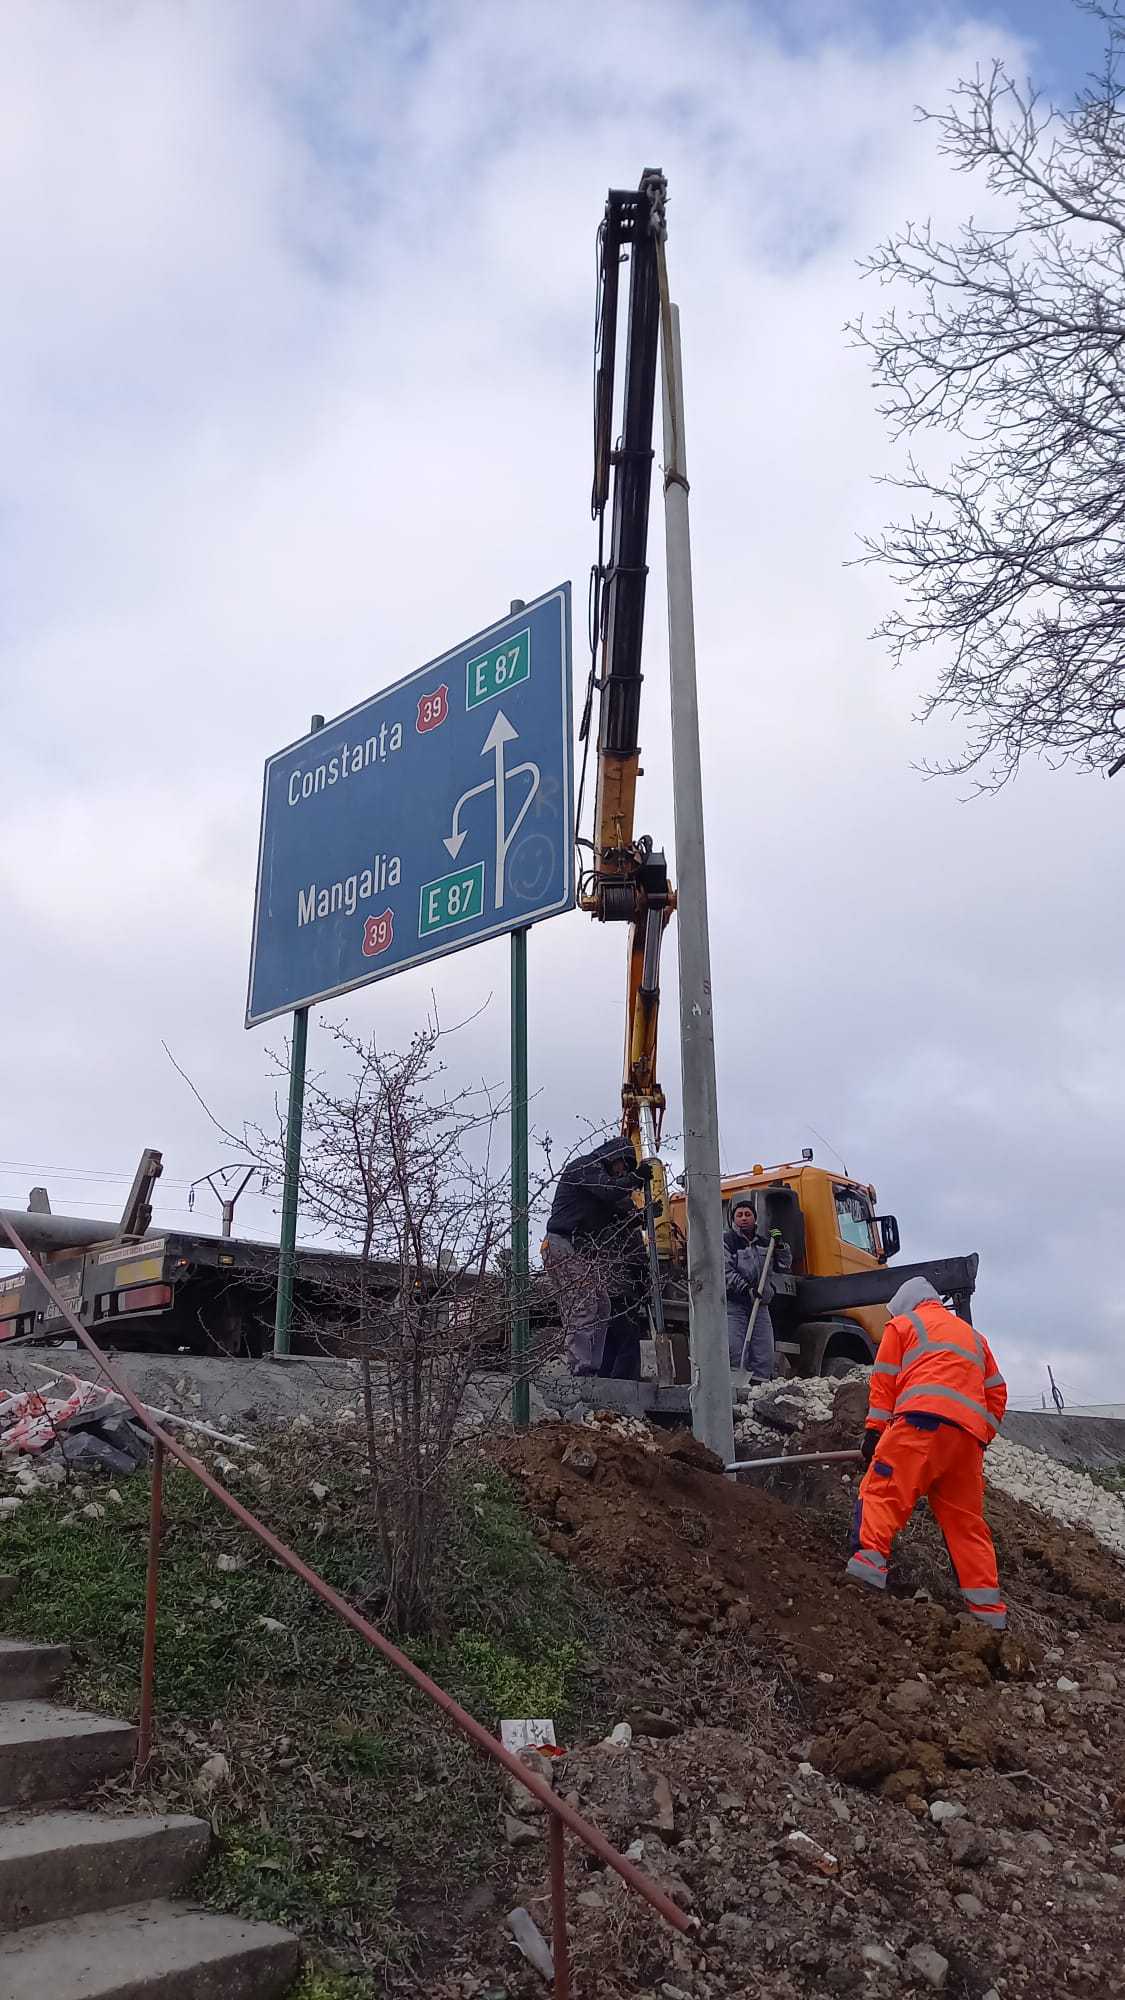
[290,1967,377,2000]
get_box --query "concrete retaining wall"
[4,1347,1125,1472]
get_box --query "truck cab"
[668,1158,910,1378]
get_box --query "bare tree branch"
[851,3,1125,785]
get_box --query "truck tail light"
[117,1284,173,1314]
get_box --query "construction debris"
[0,1364,252,1475]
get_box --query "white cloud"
[1,0,1118,1404]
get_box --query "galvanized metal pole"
[273,711,324,1360]
[509,602,531,1430]
[659,291,735,1465]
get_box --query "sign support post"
[506,604,531,1430]
[510,924,530,1428]
[273,711,324,1361]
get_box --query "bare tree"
[851,3,1125,786]
[168,1022,651,1631]
[275,1020,523,1633]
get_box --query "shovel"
[724,1449,863,1474]
[739,1229,781,1371]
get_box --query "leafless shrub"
[168,1019,651,1630]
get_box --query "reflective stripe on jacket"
[865,1298,1007,1446]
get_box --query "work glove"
[770,1228,783,1242]
[860,1430,878,1469]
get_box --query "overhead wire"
[0,1156,197,1188]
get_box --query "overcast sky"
[2,0,1119,1408]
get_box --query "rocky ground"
[5,1379,1125,1997]
[480,1399,1125,2000]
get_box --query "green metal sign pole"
[273,711,324,1360]
[507,598,531,1430]
[510,923,530,1428]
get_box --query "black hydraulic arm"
[589,169,667,879]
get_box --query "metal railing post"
[548,1816,571,1999]
[137,1438,164,1773]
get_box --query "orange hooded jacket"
[866,1276,1007,1447]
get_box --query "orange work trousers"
[857,1417,1005,1618]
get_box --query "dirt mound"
[485,1419,1125,1999]
[495,1417,1125,1692]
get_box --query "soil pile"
[482,1415,1125,1999]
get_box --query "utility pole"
[657,271,735,1466]
[189,1165,258,1239]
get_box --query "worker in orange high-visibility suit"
[847,1275,1008,1629]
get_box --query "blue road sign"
[246,585,573,1027]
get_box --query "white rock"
[0,1498,22,1515]
[256,1617,287,1634]
[1056,1676,1080,1694]
[608,1722,632,1747]
[194,1752,230,1797]
[986,1438,1125,1562]
[309,1482,329,1503]
[106,1489,123,1506]
[861,1944,900,1974]
[1110,1843,1125,1860]
[81,1503,106,1520]
[930,1800,966,1824]
[907,1944,949,1991]
[215,1554,245,1574]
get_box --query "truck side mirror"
[876,1214,900,1262]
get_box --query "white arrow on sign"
[443,708,541,908]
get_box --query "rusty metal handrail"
[0,1220,691,1992]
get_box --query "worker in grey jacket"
[724,1195,792,1382]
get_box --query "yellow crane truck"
[579,172,978,1384]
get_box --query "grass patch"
[1,1439,606,1987]
[1090,1463,1125,1496]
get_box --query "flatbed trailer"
[0,1227,407,1356]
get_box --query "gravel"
[736,1373,1125,1566]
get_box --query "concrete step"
[0,1813,210,1934]
[0,1640,70,1702]
[0,1702,135,1808]
[0,1898,300,1999]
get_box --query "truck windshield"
[834,1185,877,1255]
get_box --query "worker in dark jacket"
[724,1195,792,1382]
[544,1138,644,1375]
